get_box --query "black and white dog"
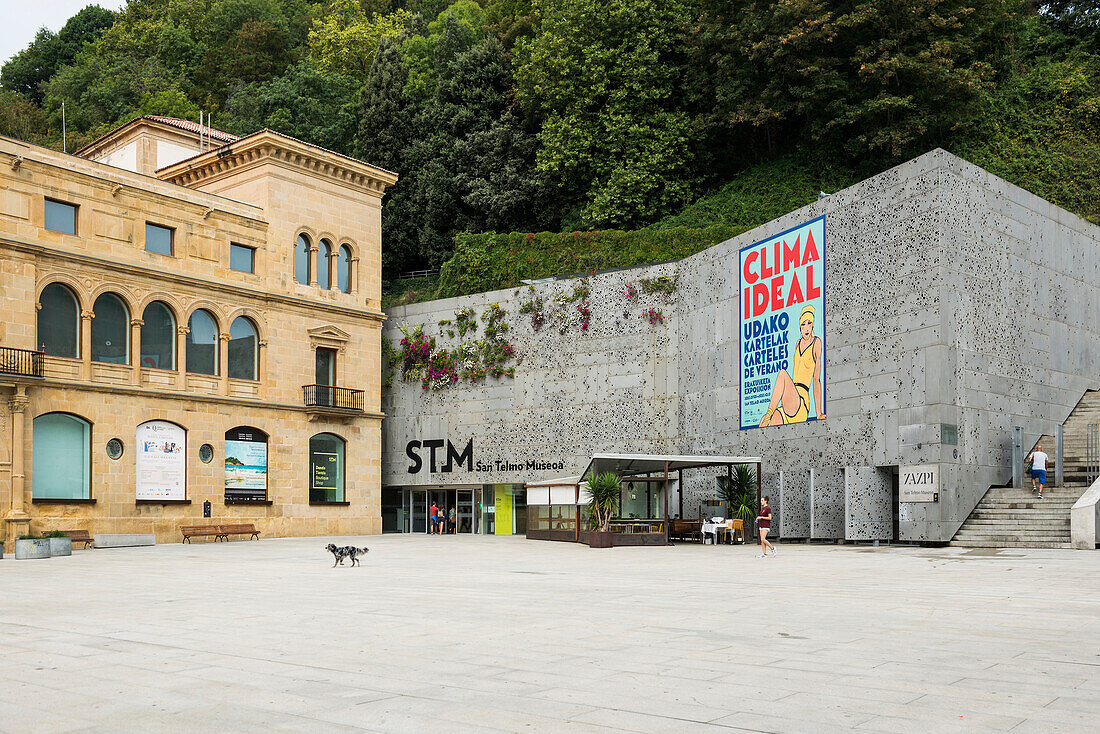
[325,543,369,567]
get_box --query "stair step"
[950,539,1069,545]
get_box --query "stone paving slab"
[1,536,1098,733]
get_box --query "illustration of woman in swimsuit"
[759,305,825,427]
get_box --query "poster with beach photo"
[224,427,268,501]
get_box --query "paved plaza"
[0,536,1098,733]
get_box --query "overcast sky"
[1,1,127,66]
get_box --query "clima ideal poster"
[739,216,826,429]
[135,420,186,499]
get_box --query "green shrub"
[718,465,759,538]
[45,530,70,538]
[436,226,738,298]
[586,472,622,533]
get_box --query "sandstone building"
[1,116,396,544]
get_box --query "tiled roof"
[143,115,239,143]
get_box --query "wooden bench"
[180,524,260,543]
[181,525,223,543]
[45,530,93,548]
[220,523,259,541]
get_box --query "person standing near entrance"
[430,501,440,534]
[756,496,775,557]
[448,505,456,534]
[1027,443,1049,499]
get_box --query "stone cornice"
[157,130,398,195]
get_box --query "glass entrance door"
[405,489,427,533]
[456,490,474,533]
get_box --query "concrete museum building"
[382,150,1100,546]
[1,116,396,544]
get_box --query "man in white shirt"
[1026,443,1049,499]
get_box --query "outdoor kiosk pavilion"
[525,454,763,546]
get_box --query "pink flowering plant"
[624,283,639,299]
[397,323,433,383]
[577,302,591,331]
[422,350,459,390]
[643,307,665,325]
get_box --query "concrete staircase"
[951,390,1098,549]
[950,485,1081,548]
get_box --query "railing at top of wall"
[0,346,44,379]
[302,384,364,412]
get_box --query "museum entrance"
[382,485,527,535]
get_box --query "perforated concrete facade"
[383,149,1100,543]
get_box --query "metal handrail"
[302,384,364,412]
[0,346,44,378]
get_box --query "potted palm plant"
[586,472,621,548]
[44,530,72,557]
[14,534,51,559]
[719,464,758,542]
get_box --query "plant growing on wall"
[398,323,433,383]
[455,307,478,337]
[423,349,459,390]
[520,293,546,332]
[381,336,398,389]
[624,283,639,299]
[643,307,665,325]
[639,274,678,301]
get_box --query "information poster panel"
[900,464,939,502]
[739,216,826,429]
[312,453,340,492]
[136,420,186,500]
[494,484,513,535]
[225,428,267,502]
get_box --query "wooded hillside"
[2,1,1097,279]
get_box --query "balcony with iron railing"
[0,346,44,380]
[302,384,364,413]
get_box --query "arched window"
[37,283,79,358]
[294,234,310,285]
[309,432,345,502]
[32,413,91,499]
[316,239,332,289]
[337,245,352,293]
[227,316,258,380]
[186,309,218,375]
[90,293,129,364]
[140,301,176,370]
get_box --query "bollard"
[1012,427,1023,489]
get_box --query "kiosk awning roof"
[581,453,761,478]
[524,475,583,488]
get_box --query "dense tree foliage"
[1,0,1097,278]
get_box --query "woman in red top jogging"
[756,496,775,557]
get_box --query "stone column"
[130,318,144,385]
[6,388,31,542]
[219,332,231,395]
[176,326,189,389]
[308,245,319,287]
[350,256,360,295]
[80,309,94,379]
[258,340,268,398]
